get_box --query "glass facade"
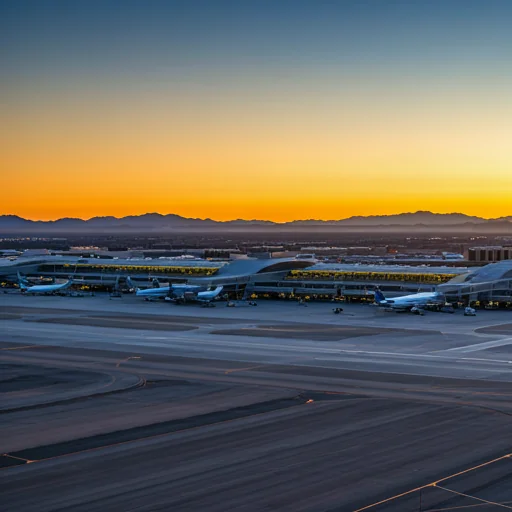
[38,263,220,277]
[286,270,457,284]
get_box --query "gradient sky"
[2,0,512,221]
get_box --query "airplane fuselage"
[375,290,445,311]
[136,283,223,304]
[135,284,200,298]
[21,281,73,295]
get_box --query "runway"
[1,294,512,511]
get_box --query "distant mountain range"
[1,211,511,233]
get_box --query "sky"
[2,0,512,222]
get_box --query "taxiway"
[1,294,511,511]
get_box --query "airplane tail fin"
[374,288,386,303]
[17,272,29,289]
[125,276,135,291]
[214,286,223,295]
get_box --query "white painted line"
[6,324,512,366]
[311,359,510,374]
[445,337,512,353]
[338,349,447,359]
[338,350,512,364]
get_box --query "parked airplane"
[18,272,74,295]
[166,286,224,306]
[374,288,446,312]
[17,275,56,286]
[135,281,200,299]
[135,279,223,305]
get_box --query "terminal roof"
[0,256,224,269]
[450,260,512,283]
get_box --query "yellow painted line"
[2,454,35,464]
[353,483,436,511]
[432,453,511,485]
[354,453,512,511]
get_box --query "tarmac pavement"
[1,293,512,511]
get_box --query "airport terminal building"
[2,255,512,307]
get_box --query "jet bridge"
[439,279,512,302]
[438,260,512,303]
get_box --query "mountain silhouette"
[0,211,510,233]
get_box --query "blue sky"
[2,0,512,221]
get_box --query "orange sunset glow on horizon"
[2,1,512,223]
[4,79,512,223]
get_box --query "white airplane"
[18,272,74,295]
[374,288,446,312]
[168,286,224,306]
[135,281,200,299]
[135,279,223,305]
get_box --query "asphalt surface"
[1,294,512,511]
[0,362,142,412]
[210,323,431,341]
[32,316,200,331]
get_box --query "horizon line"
[2,210,509,224]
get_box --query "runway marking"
[312,358,512,377]
[459,357,512,364]
[428,501,512,510]
[434,484,512,509]
[224,365,266,374]
[5,325,512,370]
[445,337,512,353]
[334,349,510,363]
[321,350,512,365]
[315,350,512,364]
[5,322,512,380]
[2,454,35,464]
[354,453,512,511]
[115,356,141,368]
[5,324,360,353]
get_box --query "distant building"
[442,252,465,260]
[468,246,512,263]
[21,249,50,257]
